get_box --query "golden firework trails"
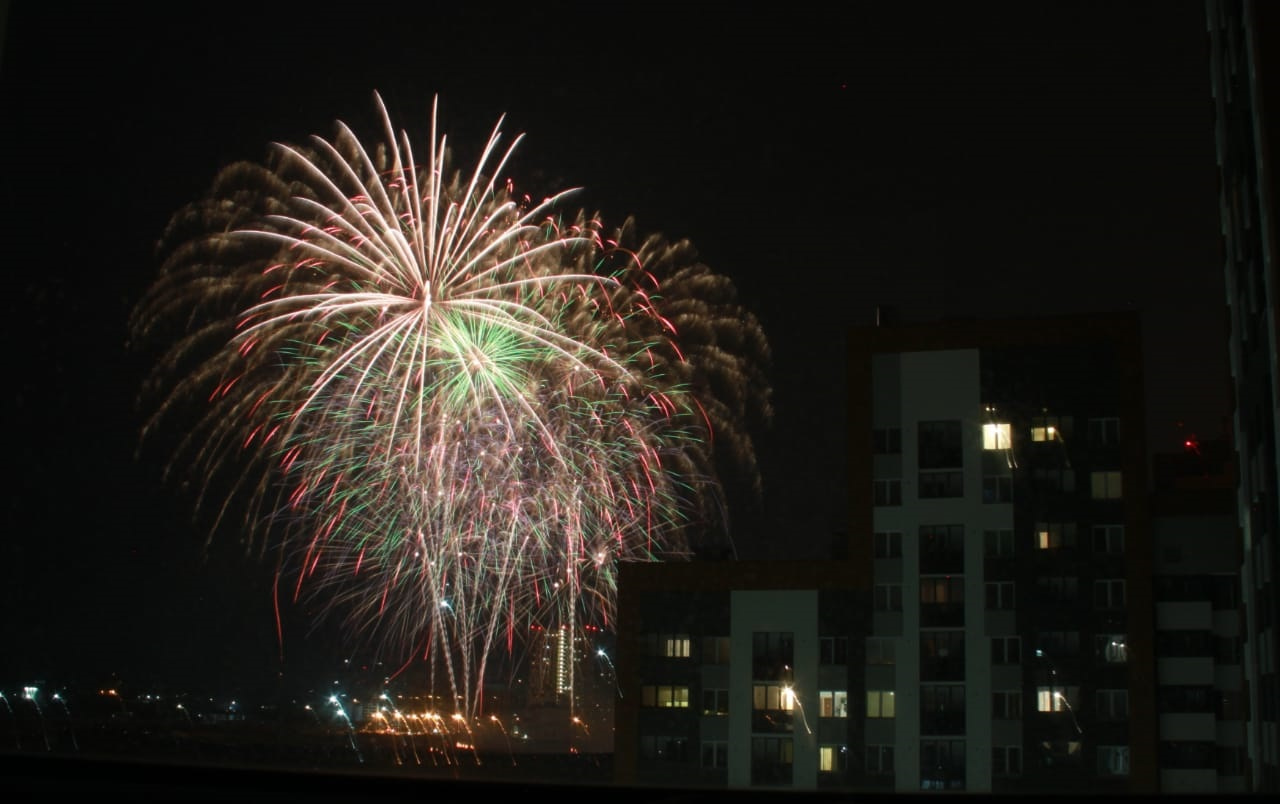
[132,94,770,716]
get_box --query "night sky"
[1,1,1235,693]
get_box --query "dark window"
[751,737,794,785]
[919,420,963,468]
[919,469,964,498]
[752,631,794,679]
[872,427,902,455]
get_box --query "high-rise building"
[615,310,1163,793]
[1207,0,1280,790]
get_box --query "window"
[992,745,1022,777]
[985,581,1015,610]
[641,685,690,708]
[1088,417,1120,446]
[991,636,1021,664]
[1036,630,1080,656]
[866,690,896,718]
[664,635,691,658]
[919,420,962,468]
[753,631,793,679]
[702,688,729,715]
[702,635,730,664]
[874,584,903,612]
[1157,685,1214,713]
[921,739,966,790]
[751,736,793,785]
[873,479,902,506]
[982,475,1012,503]
[1090,470,1123,499]
[1096,688,1129,721]
[641,735,690,761]
[984,529,1014,557]
[818,690,848,718]
[872,426,901,455]
[1097,745,1130,777]
[701,740,728,768]
[818,744,848,773]
[752,684,795,732]
[1036,685,1079,712]
[1092,524,1124,554]
[1031,414,1070,442]
[874,531,902,559]
[819,636,849,665]
[921,684,966,734]
[921,630,965,680]
[1036,575,1078,603]
[921,576,965,604]
[992,690,1022,720]
[919,470,964,498]
[920,524,964,571]
[1093,579,1126,609]
[983,422,1012,450]
[1096,634,1128,664]
[1035,521,1077,550]
[866,744,895,776]
[1032,467,1075,493]
[866,637,896,665]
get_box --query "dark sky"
[0,1,1234,692]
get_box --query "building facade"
[1208,0,1280,790]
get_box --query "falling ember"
[130,92,770,718]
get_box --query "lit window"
[655,685,689,708]
[1035,522,1077,550]
[867,690,896,718]
[1036,686,1079,712]
[819,691,849,718]
[664,636,691,657]
[1090,470,1123,499]
[819,744,848,772]
[983,423,1012,450]
[752,684,795,712]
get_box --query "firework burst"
[131,94,770,717]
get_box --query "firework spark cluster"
[131,94,770,716]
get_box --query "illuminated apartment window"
[819,744,848,773]
[819,690,849,718]
[1035,521,1077,550]
[983,422,1012,450]
[874,531,903,559]
[1095,689,1129,721]
[1031,414,1070,442]
[1092,524,1125,554]
[866,745,895,776]
[753,684,795,712]
[1090,470,1123,499]
[1036,685,1079,712]
[654,685,690,708]
[1093,579,1126,610]
[1097,745,1130,777]
[1096,634,1128,664]
[866,690,896,718]
[983,529,1014,557]
[992,746,1022,777]
[664,635,691,658]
